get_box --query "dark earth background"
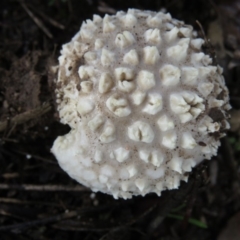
[1,0,240,239]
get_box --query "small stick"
[30,6,65,29]
[196,20,208,43]
[0,210,77,232]
[0,184,88,192]
[98,1,116,14]
[229,109,240,133]
[13,150,57,165]
[0,197,61,207]
[0,102,51,132]
[196,20,216,62]
[20,1,53,38]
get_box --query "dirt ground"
[0,0,240,239]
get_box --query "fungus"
[51,9,231,199]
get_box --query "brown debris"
[0,51,41,119]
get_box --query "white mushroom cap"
[52,9,231,199]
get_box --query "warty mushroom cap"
[51,9,231,199]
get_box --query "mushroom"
[51,9,231,199]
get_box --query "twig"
[98,1,116,14]
[0,184,88,192]
[20,1,53,38]
[0,197,60,207]
[196,20,216,62]
[196,20,208,43]
[229,109,240,133]
[0,209,26,221]
[1,172,20,179]
[1,202,128,232]
[13,150,57,165]
[0,102,52,132]
[0,210,77,232]
[30,6,65,29]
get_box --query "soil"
[0,0,240,239]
